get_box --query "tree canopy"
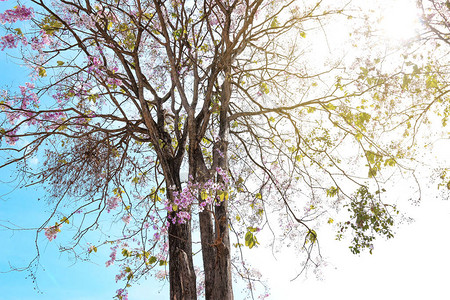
[1,0,449,299]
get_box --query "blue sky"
[0,9,169,298]
[0,173,170,300]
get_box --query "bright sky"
[250,193,450,299]
[1,0,450,299]
[380,0,421,41]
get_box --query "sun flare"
[380,0,420,41]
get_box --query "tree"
[0,0,432,299]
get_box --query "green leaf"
[218,191,228,202]
[307,107,316,113]
[270,17,279,28]
[402,74,411,90]
[244,231,259,249]
[57,61,64,66]
[384,158,396,167]
[247,226,258,232]
[38,67,47,77]
[149,256,157,264]
[355,132,363,141]
[60,217,69,224]
[307,229,317,244]
[159,260,167,266]
[368,167,377,178]
[122,249,130,257]
[326,186,339,197]
[260,82,270,94]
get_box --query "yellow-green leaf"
[307,229,317,244]
[38,67,47,77]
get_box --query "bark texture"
[169,218,197,300]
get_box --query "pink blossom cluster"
[122,214,131,224]
[165,169,230,224]
[216,167,229,184]
[115,288,128,300]
[155,270,168,280]
[151,223,168,244]
[18,82,38,109]
[4,107,19,124]
[105,245,118,267]
[86,56,123,88]
[115,268,127,282]
[0,83,42,136]
[3,128,19,145]
[0,29,51,53]
[106,196,121,212]
[165,184,195,224]
[106,77,123,87]
[0,5,34,24]
[87,56,103,74]
[30,31,52,53]
[0,6,52,53]
[41,110,65,123]
[199,178,228,208]
[0,33,26,50]
[44,224,61,241]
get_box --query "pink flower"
[105,245,118,267]
[0,5,34,24]
[106,196,120,212]
[122,214,131,224]
[1,34,18,50]
[116,288,128,300]
[155,270,168,280]
[44,224,61,241]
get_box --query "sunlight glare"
[380,0,420,41]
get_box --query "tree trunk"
[211,65,233,300]
[168,215,197,300]
[199,206,216,299]
[191,146,216,300]
[165,163,197,300]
